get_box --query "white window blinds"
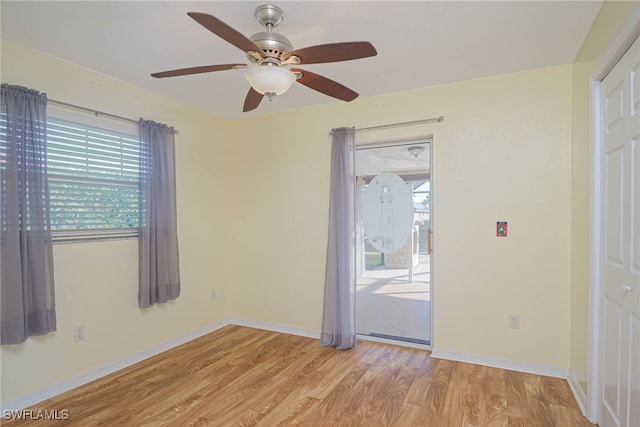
[46,117,139,239]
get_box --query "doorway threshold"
[368,332,430,346]
[357,332,431,350]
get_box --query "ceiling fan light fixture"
[244,66,296,100]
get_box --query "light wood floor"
[6,325,594,426]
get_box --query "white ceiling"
[356,142,430,177]
[0,1,602,120]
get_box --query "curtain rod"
[329,116,444,136]
[48,99,180,134]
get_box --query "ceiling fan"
[151,4,377,112]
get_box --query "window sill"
[52,229,138,244]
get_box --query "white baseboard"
[567,368,588,417]
[0,319,230,412]
[430,347,569,379]
[228,317,321,340]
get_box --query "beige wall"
[0,40,236,402]
[225,65,573,368]
[2,37,577,403]
[570,0,639,396]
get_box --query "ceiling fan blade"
[292,68,359,102]
[151,64,247,78]
[187,12,265,56]
[284,42,377,64]
[243,87,264,112]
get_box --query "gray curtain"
[320,127,356,350]
[0,84,56,345]
[138,119,180,308]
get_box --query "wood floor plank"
[414,357,457,424]
[553,403,595,427]
[298,360,372,425]
[337,348,403,425]
[4,326,594,427]
[390,402,425,426]
[405,353,436,406]
[459,362,485,426]
[505,369,534,420]
[482,366,508,427]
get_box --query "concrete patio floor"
[356,255,431,344]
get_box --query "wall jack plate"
[73,324,85,342]
[509,314,520,329]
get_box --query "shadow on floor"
[356,256,431,344]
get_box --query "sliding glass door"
[355,141,432,346]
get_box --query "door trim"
[587,75,602,424]
[354,137,434,349]
[587,6,640,423]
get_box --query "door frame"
[587,8,640,423]
[353,138,434,349]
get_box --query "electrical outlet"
[509,314,520,329]
[210,290,216,301]
[73,324,85,342]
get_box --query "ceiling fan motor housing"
[249,5,293,62]
[249,31,293,60]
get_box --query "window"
[46,117,139,241]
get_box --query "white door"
[599,35,640,427]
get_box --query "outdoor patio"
[356,254,431,344]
